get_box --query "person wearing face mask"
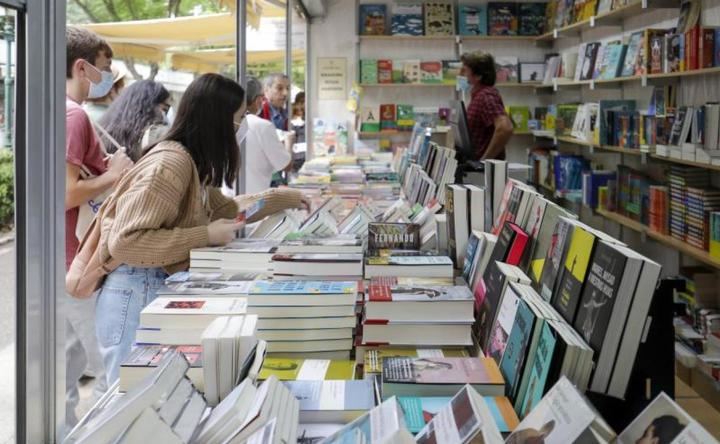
[98,79,173,161]
[222,77,292,197]
[83,64,127,122]
[459,51,514,161]
[84,74,309,386]
[64,26,134,430]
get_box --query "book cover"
[285,380,375,413]
[552,225,597,324]
[160,280,253,295]
[391,4,424,36]
[649,33,665,74]
[122,344,203,368]
[377,59,393,84]
[364,347,469,374]
[518,322,557,417]
[383,357,503,385]
[505,377,600,443]
[370,284,474,303]
[700,27,715,69]
[488,285,521,363]
[366,255,454,266]
[368,223,421,251]
[359,4,387,35]
[495,56,519,83]
[142,297,248,316]
[463,233,481,282]
[424,2,455,36]
[508,106,531,132]
[380,104,397,130]
[620,32,643,77]
[359,106,380,132]
[710,212,720,260]
[321,398,414,443]
[249,280,357,295]
[442,60,462,85]
[499,299,535,401]
[488,2,518,36]
[579,42,601,81]
[618,392,716,444]
[420,61,443,84]
[572,241,626,351]
[458,4,487,35]
[518,3,546,36]
[399,395,519,433]
[270,253,363,263]
[360,59,378,84]
[666,33,682,73]
[258,358,355,381]
[715,29,720,67]
[538,217,575,300]
[403,59,421,83]
[397,104,415,130]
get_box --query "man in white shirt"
[226,77,291,196]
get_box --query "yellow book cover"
[530,258,545,283]
[259,358,356,381]
[488,396,520,431]
[364,348,470,375]
[556,227,595,320]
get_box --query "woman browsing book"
[88,73,309,385]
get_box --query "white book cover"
[143,297,248,316]
[504,377,597,444]
[321,397,415,444]
[159,280,254,295]
[618,392,718,444]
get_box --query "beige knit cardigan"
[98,141,302,273]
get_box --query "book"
[487,283,522,364]
[399,395,520,434]
[488,2,518,36]
[140,297,248,329]
[505,377,616,443]
[508,106,531,132]
[359,4,387,35]
[499,296,536,402]
[364,254,454,278]
[391,4,424,36]
[321,397,415,443]
[382,357,505,398]
[378,59,393,84]
[538,217,576,301]
[618,392,717,444]
[270,253,363,277]
[285,380,376,423]
[366,284,474,323]
[442,60,462,85]
[276,235,363,254]
[380,103,397,131]
[424,2,455,36]
[518,3,547,36]
[495,56,519,83]
[368,223,420,251]
[362,322,473,347]
[359,106,380,132]
[700,27,716,69]
[420,61,443,84]
[119,345,203,393]
[620,32,644,77]
[458,4,487,35]
[552,223,598,324]
[258,358,355,381]
[517,322,557,418]
[397,104,415,130]
[363,346,469,372]
[402,59,421,83]
[415,386,505,444]
[711,212,720,260]
[529,204,575,285]
[446,184,470,267]
[360,59,378,84]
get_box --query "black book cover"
[551,226,598,325]
[518,3,546,36]
[483,222,517,280]
[544,322,569,395]
[478,260,511,349]
[538,218,574,300]
[368,223,421,252]
[446,185,458,263]
[580,42,601,81]
[573,241,627,353]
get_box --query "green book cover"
[508,106,531,132]
[397,104,415,130]
[360,59,378,84]
[259,358,356,380]
[442,60,462,85]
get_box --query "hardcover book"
[377,59,393,83]
[488,2,518,36]
[424,2,455,36]
[380,104,397,130]
[458,4,487,35]
[360,106,380,132]
[518,3,547,36]
[368,223,421,251]
[420,61,443,83]
[360,59,378,84]
[391,4,424,36]
[359,4,387,35]
[442,60,462,85]
[495,56,519,83]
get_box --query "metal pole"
[285,0,292,103]
[3,11,13,149]
[236,0,247,196]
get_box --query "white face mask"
[456,75,471,93]
[85,62,114,99]
[235,118,249,145]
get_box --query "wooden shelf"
[537,66,720,91]
[649,154,720,172]
[359,83,454,88]
[460,35,538,41]
[552,135,646,155]
[595,208,720,269]
[646,66,720,79]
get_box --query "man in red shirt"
[65,26,133,429]
[459,52,514,160]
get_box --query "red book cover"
[687,25,700,70]
[505,223,529,265]
[378,60,393,84]
[700,28,715,69]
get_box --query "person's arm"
[234,188,309,223]
[65,163,116,210]
[481,114,514,161]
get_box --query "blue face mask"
[85,62,114,99]
[456,75,471,93]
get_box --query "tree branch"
[123,57,144,80]
[149,63,159,81]
[71,0,101,23]
[123,0,138,20]
[102,0,122,21]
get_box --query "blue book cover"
[285,380,375,412]
[462,233,480,282]
[599,42,625,80]
[499,299,535,401]
[359,4,387,35]
[458,5,487,36]
[249,280,357,294]
[517,322,557,417]
[599,100,636,145]
[399,396,516,433]
[715,29,720,66]
[391,4,423,36]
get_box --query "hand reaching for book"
[207,219,243,246]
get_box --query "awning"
[170,48,304,73]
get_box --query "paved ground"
[0,241,15,444]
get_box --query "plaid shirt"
[466,84,506,159]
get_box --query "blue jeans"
[95,265,167,386]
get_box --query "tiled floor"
[675,377,720,439]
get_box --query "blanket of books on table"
[66,149,718,442]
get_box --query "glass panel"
[0,6,16,443]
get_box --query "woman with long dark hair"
[91,73,308,383]
[98,79,172,161]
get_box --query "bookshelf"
[535,66,720,91]
[595,208,720,269]
[360,82,541,88]
[358,129,534,139]
[359,35,537,42]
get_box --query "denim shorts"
[95,264,167,385]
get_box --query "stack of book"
[649,185,669,234]
[270,253,364,279]
[668,166,710,242]
[685,186,720,250]
[189,239,279,273]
